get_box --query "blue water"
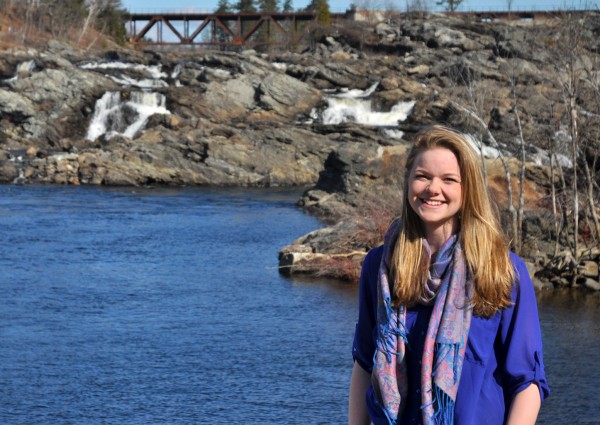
[0,186,358,424]
[0,186,598,424]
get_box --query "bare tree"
[405,0,429,15]
[79,0,99,43]
[447,61,529,252]
[510,77,526,253]
[550,12,587,271]
[436,0,462,12]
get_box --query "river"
[0,186,598,424]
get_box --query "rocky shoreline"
[1,13,599,290]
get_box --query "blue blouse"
[352,246,550,425]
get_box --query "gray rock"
[581,260,599,278]
[583,278,600,291]
[0,89,36,121]
[432,27,482,51]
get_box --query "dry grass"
[0,6,119,52]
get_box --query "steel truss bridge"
[126,12,323,47]
[125,9,589,48]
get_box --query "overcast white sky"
[121,0,597,13]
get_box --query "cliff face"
[0,13,599,289]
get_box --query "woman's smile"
[408,147,462,239]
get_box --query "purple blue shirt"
[352,246,550,425]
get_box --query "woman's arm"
[499,254,550,420]
[505,383,541,425]
[349,361,371,425]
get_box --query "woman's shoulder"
[359,245,384,288]
[506,251,537,304]
[507,251,532,285]
[362,245,384,272]
[508,251,526,268]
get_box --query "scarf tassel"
[376,298,409,363]
[431,384,456,425]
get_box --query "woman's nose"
[427,178,441,193]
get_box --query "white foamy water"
[171,64,183,79]
[320,82,414,127]
[17,60,36,75]
[529,147,572,168]
[332,83,379,99]
[464,134,504,159]
[322,98,415,126]
[3,60,36,83]
[381,129,405,139]
[81,62,167,78]
[81,61,169,88]
[465,133,573,169]
[86,91,170,141]
[108,75,169,88]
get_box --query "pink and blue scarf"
[372,222,473,425]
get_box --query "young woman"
[349,126,549,425]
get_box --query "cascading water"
[3,60,36,83]
[123,92,169,139]
[171,63,183,87]
[16,60,36,75]
[464,133,573,168]
[322,98,415,126]
[80,62,169,88]
[82,61,173,141]
[319,82,415,127]
[85,91,170,141]
[321,84,415,126]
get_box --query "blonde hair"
[389,125,514,317]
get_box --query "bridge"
[125,9,590,47]
[126,11,323,47]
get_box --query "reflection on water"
[537,290,600,424]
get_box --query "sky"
[121,0,597,14]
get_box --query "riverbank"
[1,12,599,290]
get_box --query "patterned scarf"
[372,222,473,425]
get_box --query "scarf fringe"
[376,297,409,363]
[431,384,456,425]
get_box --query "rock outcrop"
[1,12,599,289]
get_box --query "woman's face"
[408,147,462,236]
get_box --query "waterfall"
[123,92,169,139]
[333,82,379,99]
[80,62,169,88]
[3,60,36,83]
[17,60,36,75]
[86,91,170,141]
[322,97,415,126]
[320,83,415,127]
[171,63,183,79]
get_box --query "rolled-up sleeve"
[499,253,550,402]
[352,246,383,373]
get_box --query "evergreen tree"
[313,0,331,24]
[96,0,127,44]
[282,0,293,12]
[306,0,330,23]
[215,0,232,13]
[235,0,256,12]
[258,0,278,12]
